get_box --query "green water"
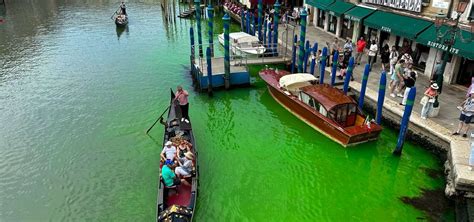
[0,0,452,221]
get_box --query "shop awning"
[343,6,375,22]
[416,25,474,60]
[363,11,433,39]
[306,0,335,11]
[326,1,355,17]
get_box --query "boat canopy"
[300,84,355,111]
[279,73,317,91]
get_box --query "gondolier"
[120,1,126,15]
[175,86,190,123]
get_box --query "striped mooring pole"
[330,51,339,86]
[376,71,387,125]
[319,47,328,84]
[310,42,318,75]
[303,40,310,73]
[246,11,250,34]
[343,57,355,94]
[393,87,417,156]
[297,9,307,73]
[207,5,214,57]
[263,17,267,46]
[190,27,195,73]
[206,47,213,96]
[267,21,272,51]
[257,0,263,41]
[358,64,371,109]
[223,13,231,89]
[273,0,281,55]
[291,34,297,73]
[194,0,203,57]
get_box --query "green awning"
[363,11,432,39]
[417,25,474,60]
[306,0,334,11]
[327,1,355,17]
[344,6,375,22]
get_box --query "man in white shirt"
[367,40,378,71]
[160,141,177,162]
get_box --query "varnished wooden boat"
[259,69,382,147]
[157,90,198,222]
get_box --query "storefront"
[416,24,474,85]
[306,0,333,30]
[325,1,355,38]
[343,6,375,43]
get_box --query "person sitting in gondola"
[120,1,126,15]
[162,159,181,188]
[177,140,191,163]
[161,141,177,163]
[175,152,194,186]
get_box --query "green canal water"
[0,0,453,221]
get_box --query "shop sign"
[363,0,422,12]
[427,41,460,54]
[344,15,360,22]
[431,0,449,9]
[381,26,391,33]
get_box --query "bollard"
[303,41,310,73]
[206,47,213,96]
[393,87,417,156]
[330,51,339,86]
[273,1,280,56]
[207,5,214,57]
[358,64,371,109]
[258,0,263,41]
[376,71,387,125]
[297,9,307,73]
[291,34,297,73]
[194,0,203,57]
[310,42,318,75]
[343,57,355,94]
[190,27,195,73]
[223,14,231,89]
[263,17,267,46]
[319,47,328,83]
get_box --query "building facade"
[305,0,474,87]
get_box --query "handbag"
[428,98,435,103]
[420,96,429,105]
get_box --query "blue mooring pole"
[303,41,310,73]
[268,21,272,52]
[258,0,263,41]
[358,64,371,109]
[393,87,417,156]
[291,34,297,73]
[310,43,318,75]
[207,5,214,57]
[330,51,339,86]
[273,1,281,56]
[343,57,355,94]
[319,47,328,83]
[206,47,213,96]
[223,13,231,89]
[376,71,387,125]
[241,8,245,32]
[190,27,195,73]
[194,0,203,57]
[246,12,250,34]
[251,13,255,35]
[263,18,267,46]
[297,9,307,73]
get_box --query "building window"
[328,14,337,34]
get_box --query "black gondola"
[157,89,198,222]
[114,13,128,27]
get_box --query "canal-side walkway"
[276,24,474,200]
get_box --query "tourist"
[400,71,417,106]
[431,60,442,83]
[420,83,439,119]
[389,59,405,98]
[453,97,474,137]
[162,160,180,187]
[161,141,177,162]
[120,1,126,15]
[175,85,190,123]
[175,152,194,182]
[466,77,474,98]
[389,45,399,74]
[367,40,378,71]
[401,53,413,67]
[177,140,191,163]
[330,38,339,67]
[355,37,366,65]
[343,39,353,56]
[380,44,390,72]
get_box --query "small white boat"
[218,32,266,57]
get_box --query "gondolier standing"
[120,1,126,15]
[175,86,190,123]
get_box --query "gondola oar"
[145,105,171,134]
[110,7,121,20]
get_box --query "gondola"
[114,13,128,27]
[157,89,198,222]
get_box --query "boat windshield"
[327,103,358,127]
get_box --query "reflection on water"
[116,25,128,40]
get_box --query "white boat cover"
[279,73,317,91]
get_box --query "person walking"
[381,44,390,72]
[355,37,366,65]
[389,59,405,98]
[389,46,399,75]
[367,40,378,71]
[400,71,417,105]
[175,85,190,123]
[453,97,474,137]
[420,83,439,119]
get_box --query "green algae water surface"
[0,0,452,221]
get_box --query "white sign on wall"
[363,0,422,12]
[431,0,449,9]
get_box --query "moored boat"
[259,69,382,147]
[157,90,198,222]
[218,32,265,57]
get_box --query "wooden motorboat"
[157,90,198,222]
[218,32,265,57]
[177,9,195,18]
[115,13,128,27]
[259,69,382,147]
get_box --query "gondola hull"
[115,16,128,27]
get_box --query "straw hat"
[430,83,439,90]
[184,152,194,160]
